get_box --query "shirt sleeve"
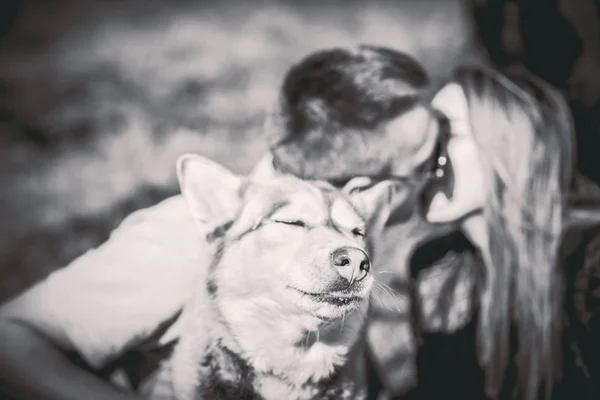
[1,195,211,369]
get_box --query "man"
[0,45,444,399]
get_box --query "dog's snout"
[330,247,370,284]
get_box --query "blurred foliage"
[0,0,478,301]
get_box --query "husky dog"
[163,154,394,400]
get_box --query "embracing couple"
[1,45,599,400]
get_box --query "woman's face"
[425,83,486,227]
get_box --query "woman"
[414,66,600,400]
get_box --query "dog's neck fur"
[216,294,366,376]
[186,229,368,399]
[196,300,366,399]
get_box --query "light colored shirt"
[1,154,278,398]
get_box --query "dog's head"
[177,154,395,322]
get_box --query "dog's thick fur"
[163,155,393,400]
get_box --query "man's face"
[260,102,442,220]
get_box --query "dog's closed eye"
[274,219,307,228]
[352,228,366,238]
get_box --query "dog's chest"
[195,343,262,400]
[195,343,359,400]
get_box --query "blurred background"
[0,0,598,303]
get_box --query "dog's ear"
[176,154,244,230]
[343,177,395,239]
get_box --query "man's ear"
[248,153,281,183]
[176,154,244,230]
[343,177,395,239]
[264,99,287,148]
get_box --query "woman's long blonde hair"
[455,67,575,400]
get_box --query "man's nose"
[330,246,370,285]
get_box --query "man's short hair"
[267,45,430,185]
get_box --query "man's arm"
[0,311,139,400]
[0,195,210,399]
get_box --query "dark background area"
[0,0,598,305]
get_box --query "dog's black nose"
[331,247,370,284]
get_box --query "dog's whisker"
[370,292,387,310]
[374,270,396,275]
[372,287,404,313]
[375,281,401,298]
[375,282,408,307]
